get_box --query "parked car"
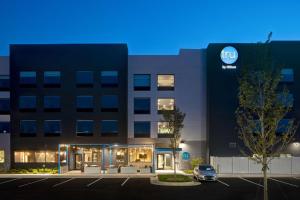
[193,164,217,181]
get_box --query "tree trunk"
[173,152,177,181]
[263,157,268,200]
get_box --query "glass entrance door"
[74,154,82,170]
[157,154,164,169]
[164,154,172,169]
[157,153,173,170]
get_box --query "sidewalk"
[217,173,300,178]
[0,173,155,178]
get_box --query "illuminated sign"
[220,46,238,69]
[182,152,190,160]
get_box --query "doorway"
[157,153,173,170]
[74,154,82,170]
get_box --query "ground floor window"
[0,150,4,163]
[14,151,58,163]
[128,147,152,163]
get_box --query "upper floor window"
[281,68,293,82]
[76,71,93,87]
[20,71,36,86]
[134,74,151,91]
[44,120,61,136]
[20,120,36,136]
[101,95,118,112]
[277,93,294,107]
[0,98,10,114]
[101,120,118,136]
[77,96,93,111]
[134,121,150,138]
[44,71,61,87]
[157,75,174,90]
[157,98,175,113]
[76,120,93,136]
[0,122,10,134]
[19,96,36,111]
[134,98,150,114]
[44,96,60,111]
[277,119,292,134]
[0,75,9,90]
[101,71,118,87]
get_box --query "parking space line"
[52,178,75,188]
[239,177,264,188]
[121,177,130,187]
[86,178,103,187]
[217,179,230,187]
[0,178,18,185]
[18,178,48,188]
[269,178,299,188]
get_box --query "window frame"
[101,71,119,87]
[134,97,151,114]
[19,71,36,87]
[19,96,37,112]
[133,74,151,91]
[157,98,175,114]
[44,96,61,112]
[157,74,175,91]
[76,96,94,112]
[76,71,94,87]
[101,95,119,112]
[76,120,94,136]
[134,121,151,138]
[44,71,61,87]
[44,120,62,136]
[20,120,37,137]
[101,120,119,136]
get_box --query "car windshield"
[199,165,215,171]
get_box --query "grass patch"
[1,168,58,174]
[158,174,193,182]
[183,169,193,174]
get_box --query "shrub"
[190,157,204,169]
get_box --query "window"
[128,147,152,163]
[281,68,293,82]
[157,122,173,138]
[20,120,36,136]
[19,96,36,111]
[277,119,292,134]
[77,96,93,111]
[44,96,60,111]
[44,71,61,87]
[229,142,237,148]
[101,120,118,136]
[134,121,150,138]
[76,120,93,136]
[44,120,61,136]
[157,98,175,113]
[0,122,10,134]
[0,98,10,113]
[20,71,36,86]
[76,71,93,86]
[0,75,9,90]
[14,151,58,163]
[134,74,151,91]
[157,75,174,90]
[277,93,294,107]
[101,95,118,112]
[134,98,150,114]
[101,71,118,87]
[0,150,4,163]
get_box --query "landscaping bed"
[1,168,58,174]
[158,174,193,182]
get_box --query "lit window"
[101,95,118,112]
[19,96,36,111]
[20,71,36,86]
[134,121,150,138]
[0,150,4,163]
[134,98,150,114]
[158,122,173,134]
[157,75,174,90]
[14,151,35,163]
[281,68,293,82]
[134,74,151,91]
[44,71,61,86]
[44,120,61,136]
[157,98,175,113]
[14,151,58,163]
[20,120,36,136]
[101,120,118,136]
[101,71,118,87]
[128,147,152,163]
[76,120,93,136]
[44,96,60,111]
[76,71,93,86]
[77,96,93,111]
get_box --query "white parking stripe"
[269,178,299,188]
[86,178,103,187]
[239,177,264,188]
[121,177,130,187]
[52,178,75,188]
[18,178,48,188]
[0,178,18,185]
[217,179,230,187]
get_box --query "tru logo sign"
[220,46,238,69]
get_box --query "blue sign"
[220,46,238,65]
[182,152,190,160]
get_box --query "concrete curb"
[150,176,201,187]
[0,174,155,178]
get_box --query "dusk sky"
[0,0,300,55]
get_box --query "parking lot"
[0,176,299,200]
